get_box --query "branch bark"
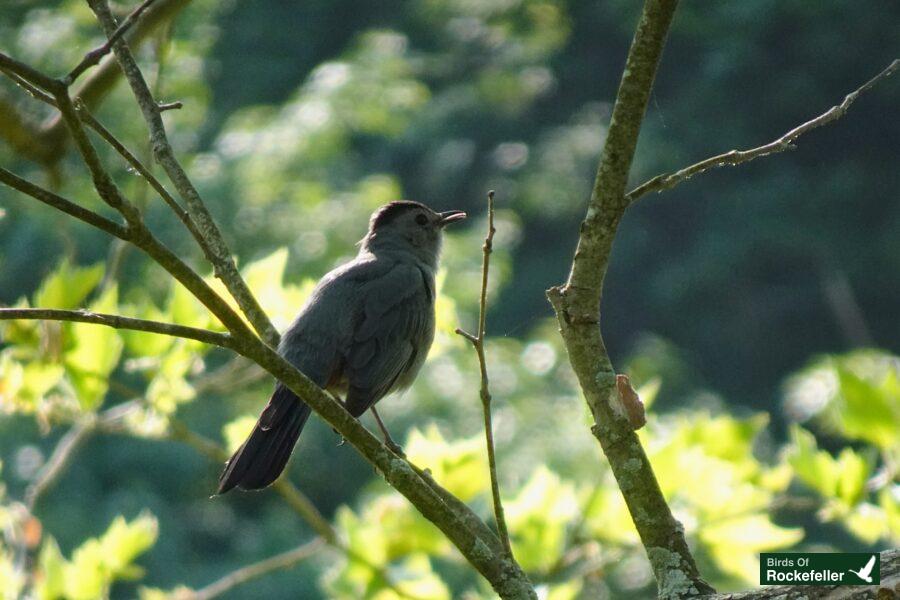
[546,0,715,597]
[626,59,899,204]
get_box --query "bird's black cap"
[369,201,429,231]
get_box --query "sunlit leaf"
[223,415,257,454]
[830,366,900,451]
[33,259,104,310]
[0,547,25,600]
[842,503,888,544]
[34,536,67,600]
[405,425,488,502]
[505,467,577,572]
[700,514,803,583]
[63,286,124,411]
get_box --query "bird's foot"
[384,438,405,457]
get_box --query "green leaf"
[63,286,124,411]
[786,425,839,499]
[505,467,577,572]
[63,513,158,599]
[33,259,104,309]
[0,547,25,600]
[404,425,488,502]
[700,514,803,584]
[834,447,870,507]
[878,486,900,544]
[842,503,888,544]
[223,415,257,454]
[34,536,67,600]
[99,513,158,575]
[241,248,313,330]
[831,366,900,451]
[121,303,175,359]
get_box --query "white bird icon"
[848,555,876,583]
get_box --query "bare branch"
[0,166,128,238]
[546,0,715,596]
[191,538,324,600]
[456,190,513,558]
[64,0,160,86]
[87,0,279,346]
[25,417,98,510]
[0,308,235,349]
[626,59,899,204]
[0,52,63,94]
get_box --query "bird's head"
[361,201,466,268]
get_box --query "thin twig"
[25,417,98,510]
[0,308,235,349]
[157,100,183,111]
[0,52,63,93]
[455,190,513,558]
[64,0,160,85]
[190,538,324,600]
[626,59,899,204]
[166,420,422,600]
[0,166,128,238]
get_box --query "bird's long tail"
[217,384,311,494]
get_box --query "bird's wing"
[862,555,876,576]
[277,256,388,388]
[343,262,432,416]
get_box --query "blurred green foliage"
[1,0,898,598]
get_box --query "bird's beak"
[437,210,467,227]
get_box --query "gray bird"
[217,201,466,493]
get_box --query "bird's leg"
[371,407,404,457]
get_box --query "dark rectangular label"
[760,552,880,585]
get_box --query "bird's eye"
[415,214,429,226]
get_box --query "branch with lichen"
[546,0,715,596]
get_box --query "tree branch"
[190,538,324,600]
[64,0,160,86]
[24,416,98,510]
[87,0,279,346]
[546,0,715,597]
[626,59,899,204]
[455,190,513,558]
[2,26,536,599]
[0,308,235,349]
[0,166,129,238]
